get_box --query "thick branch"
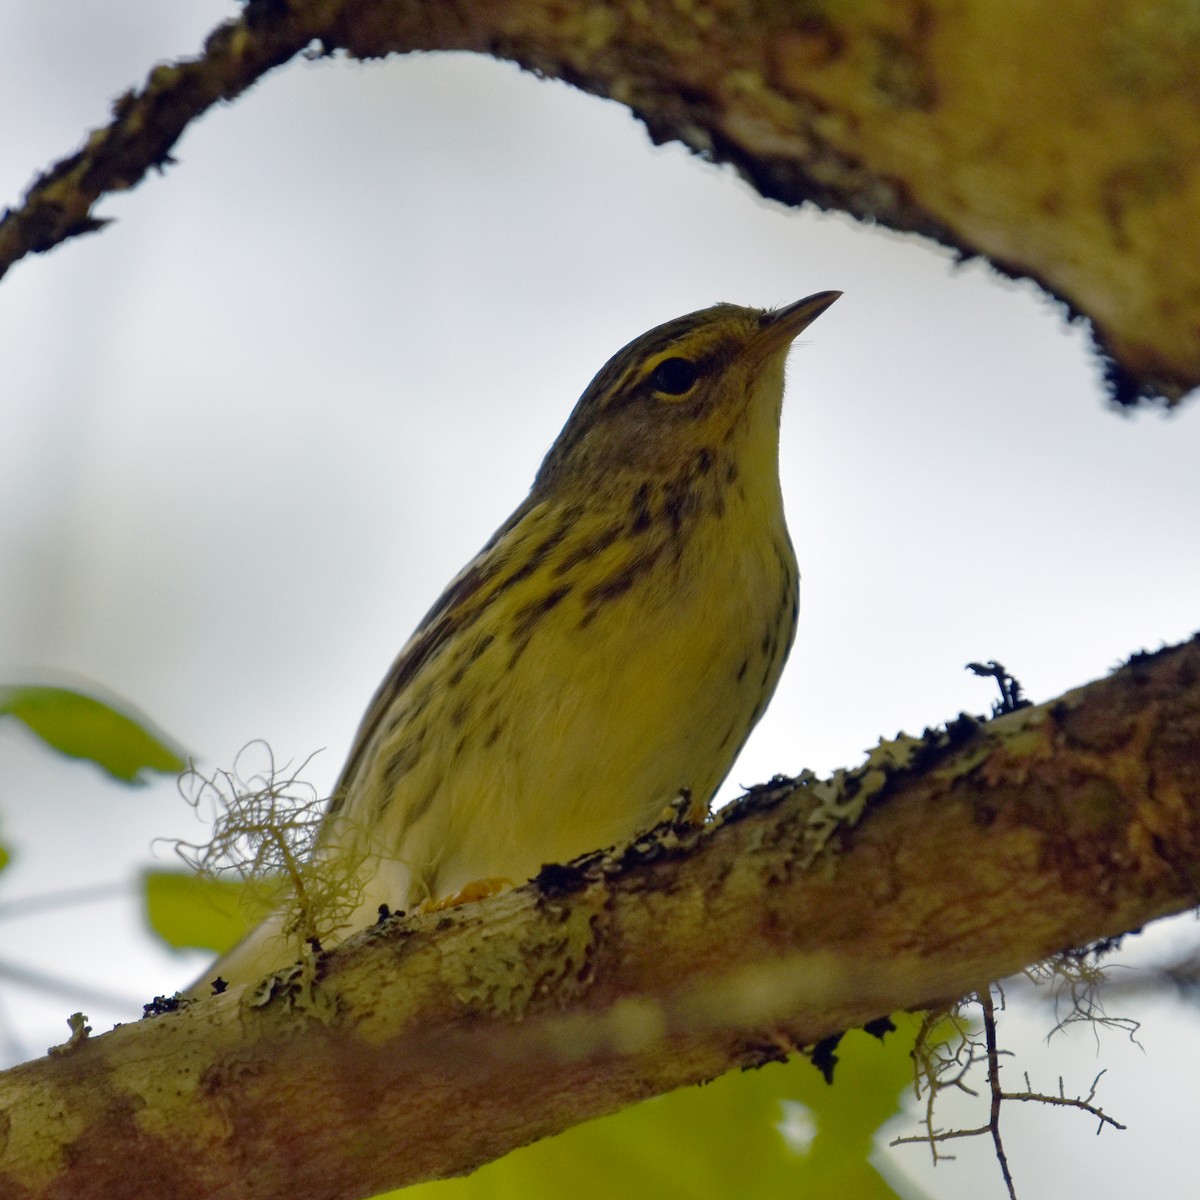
[1,636,1198,1200]
[3,0,1198,403]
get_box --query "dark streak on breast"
[553,523,624,575]
[582,546,665,611]
[629,483,654,533]
[512,584,572,642]
[383,740,420,790]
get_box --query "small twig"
[893,978,1130,1198]
[0,960,143,1012]
[1000,1071,1127,1134]
[891,1124,991,1147]
[980,988,1018,1200]
[967,660,1032,716]
[0,881,132,920]
[0,4,319,280]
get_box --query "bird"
[197,290,839,992]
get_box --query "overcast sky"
[2,4,1199,1197]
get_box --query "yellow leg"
[419,876,513,913]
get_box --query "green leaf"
[378,1014,934,1200]
[0,684,185,783]
[143,869,282,954]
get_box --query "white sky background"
[2,3,1199,1197]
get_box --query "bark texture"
[1,0,1197,403]
[1,637,1197,1200]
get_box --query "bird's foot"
[419,876,513,913]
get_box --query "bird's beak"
[755,291,842,357]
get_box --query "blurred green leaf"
[0,684,185,783]
[143,868,282,954]
[380,1014,934,1200]
[0,842,9,872]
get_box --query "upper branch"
[1,635,1198,1200]
[0,1,324,278]
[2,0,1198,404]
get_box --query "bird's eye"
[648,357,699,396]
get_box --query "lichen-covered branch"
[0,2,320,273]
[2,0,1198,405]
[1,635,1197,1200]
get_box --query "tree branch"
[2,0,1197,404]
[1,635,1197,1200]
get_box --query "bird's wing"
[326,495,549,805]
